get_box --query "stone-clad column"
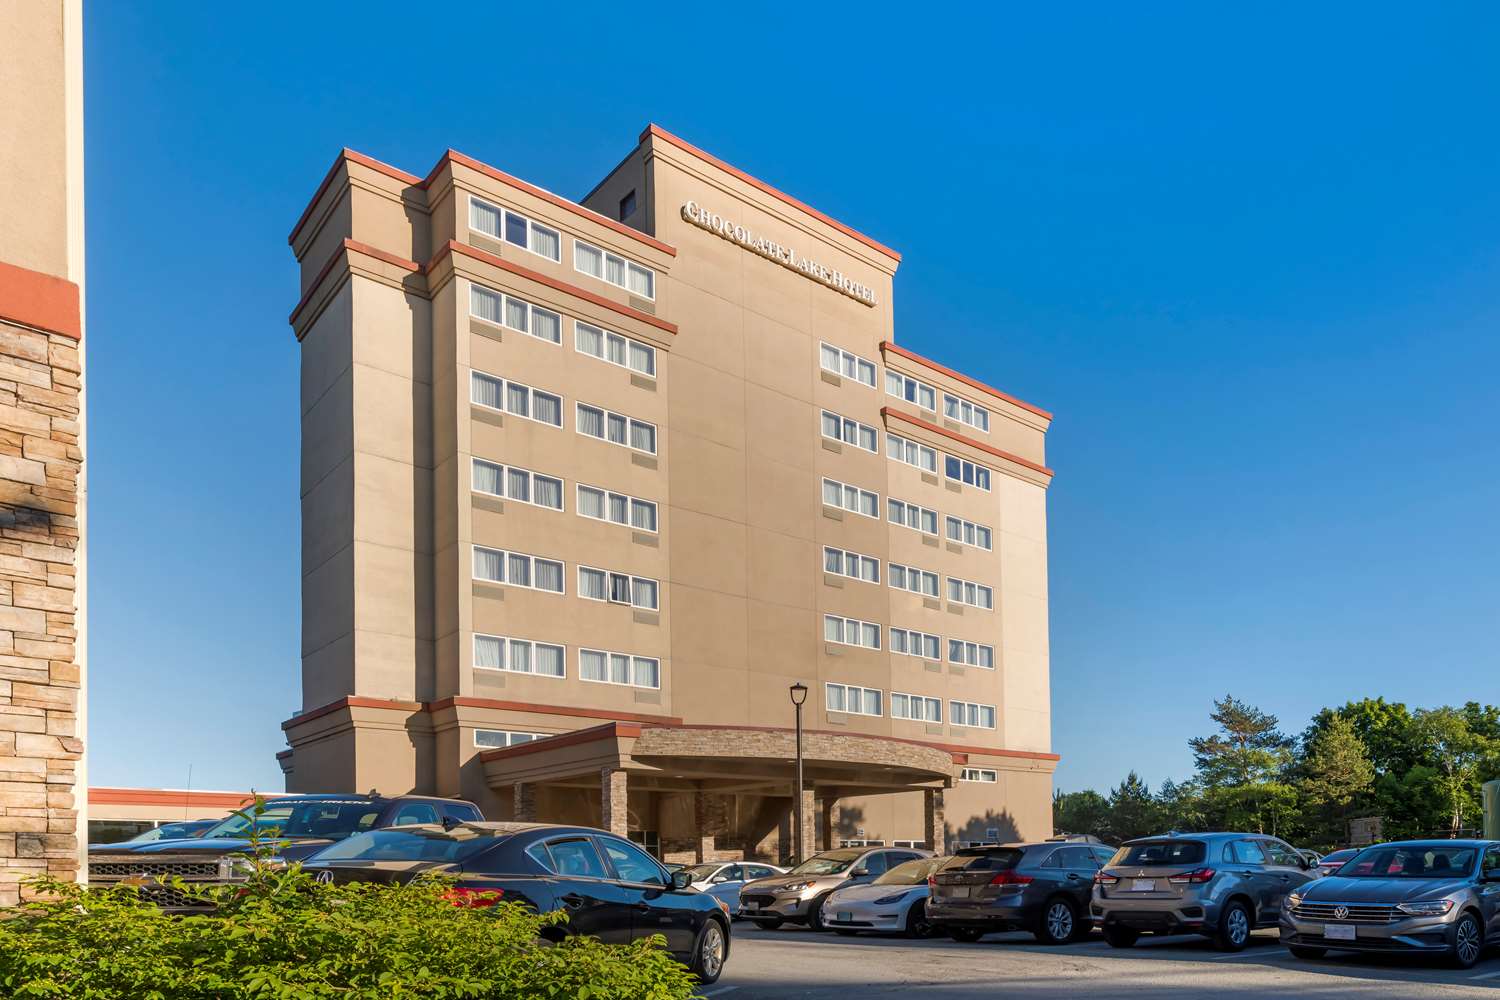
[818,795,837,852]
[513,783,537,822]
[602,767,629,836]
[798,787,816,862]
[924,789,946,854]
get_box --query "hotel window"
[469,196,562,263]
[575,239,655,299]
[887,432,937,473]
[576,484,657,532]
[824,546,880,584]
[578,566,659,611]
[944,455,992,491]
[824,614,881,650]
[946,576,994,610]
[943,394,990,433]
[575,321,655,377]
[948,639,996,669]
[886,371,937,412]
[819,342,877,388]
[889,563,939,598]
[472,459,563,511]
[576,402,657,455]
[820,410,878,453]
[473,633,565,677]
[821,477,878,518]
[888,498,938,535]
[890,627,941,661]
[470,371,563,427]
[579,647,660,689]
[944,515,993,550]
[960,767,998,783]
[891,692,942,723]
[472,545,565,594]
[474,729,551,749]
[618,189,637,220]
[826,682,882,717]
[951,700,997,729]
[469,284,562,344]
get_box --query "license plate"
[946,886,970,898]
[1325,924,1356,941]
[838,911,852,922]
[742,902,758,912]
[1130,879,1155,892]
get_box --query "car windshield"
[197,805,296,839]
[1321,849,1357,864]
[1336,845,1477,878]
[684,864,721,881]
[122,822,210,844]
[198,800,382,842]
[789,850,862,875]
[946,848,1025,872]
[1114,840,1207,866]
[312,826,505,863]
[875,857,946,885]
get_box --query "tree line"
[1053,695,1500,850]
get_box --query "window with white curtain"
[944,515,993,550]
[823,546,880,584]
[960,767,998,783]
[576,402,657,455]
[575,320,656,378]
[574,239,655,299]
[820,477,878,518]
[885,370,937,411]
[576,484,657,533]
[579,647,661,689]
[471,545,565,595]
[946,576,994,610]
[471,458,563,512]
[469,284,562,344]
[886,432,937,473]
[943,455,992,491]
[950,701,997,729]
[826,682,882,717]
[818,342,877,388]
[578,566,659,611]
[472,633,566,677]
[891,692,942,723]
[474,729,552,749]
[819,410,879,453]
[889,563,939,598]
[943,393,990,433]
[948,639,996,669]
[470,371,563,428]
[890,627,942,661]
[469,196,561,263]
[823,615,881,650]
[888,498,938,535]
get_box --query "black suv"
[88,793,483,911]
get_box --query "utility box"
[1485,780,1500,840]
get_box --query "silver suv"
[1092,833,1317,950]
[1280,839,1500,969]
[738,846,930,931]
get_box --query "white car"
[682,861,787,915]
[822,856,949,937]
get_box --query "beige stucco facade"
[282,126,1055,860]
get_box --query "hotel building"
[281,125,1056,860]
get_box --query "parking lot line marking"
[1470,971,1500,981]
[699,987,739,997]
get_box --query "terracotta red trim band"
[433,240,678,335]
[282,695,425,731]
[476,721,643,764]
[434,696,682,726]
[642,123,902,264]
[657,723,1060,765]
[880,341,1052,419]
[288,149,422,246]
[288,239,422,328]
[882,407,1054,478]
[89,787,256,809]
[0,261,81,340]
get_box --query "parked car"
[929,841,1114,944]
[823,856,948,937]
[302,822,732,983]
[1314,847,1359,877]
[1280,839,1500,969]
[680,861,786,916]
[88,793,484,912]
[738,846,931,931]
[90,819,219,848]
[1092,832,1318,951]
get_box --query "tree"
[1106,772,1162,842]
[1414,707,1486,834]
[1053,789,1110,838]
[1300,712,1374,844]
[1189,696,1294,834]
[1156,778,1209,832]
[1304,698,1417,777]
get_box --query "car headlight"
[1396,900,1454,917]
[1286,892,1303,909]
[874,893,908,904]
[783,881,817,893]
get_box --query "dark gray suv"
[929,842,1116,944]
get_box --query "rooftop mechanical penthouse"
[281,124,1058,861]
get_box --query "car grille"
[132,884,217,910]
[91,860,222,880]
[741,893,777,907]
[1290,902,1400,924]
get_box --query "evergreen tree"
[1300,712,1374,843]
[1189,695,1293,833]
[1106,772,1161,842]
[1053,789,1110,838]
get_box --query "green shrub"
[0,857,697,999]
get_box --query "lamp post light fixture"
[789,682,809,864]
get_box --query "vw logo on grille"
[315,871,334,885]
[1332,905,1349,920]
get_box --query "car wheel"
[1287,945,1326,960]
[947,927,985,943]
[690,918,728,985]
[1102,924,1139,948]
[1450,912,1483,970]
[806,893,832,932]
[1214,900,1251,952]
[1035,897,1080,945]
[904,902,934,939]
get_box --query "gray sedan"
[822,857,950,937]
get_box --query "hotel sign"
[680,201,878,306]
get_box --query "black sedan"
[301,822,731,984]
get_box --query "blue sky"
[84,3,1500,796]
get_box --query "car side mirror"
[850,867,869,877]
[671,870,693,890]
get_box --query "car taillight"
[1094,871,1119,885]
[988,871,1034,886]
[1167,868,1216,885]
[927,875,937,888]
[446,886,505,908]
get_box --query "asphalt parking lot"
[701,923,1500,998]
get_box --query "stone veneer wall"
[0,320,83,905]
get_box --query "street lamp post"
[789,682,808,864]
